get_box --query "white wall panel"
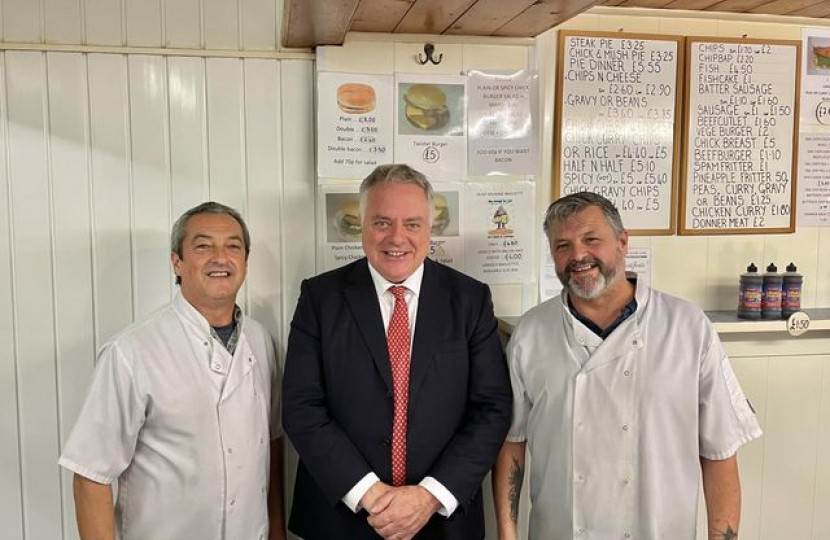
[168,56,208,216]
[706,235,765,311]
[817,229,830,308]
[204,0,240,50]
[164,0,202,48]
[205,58,245,211]
[125,0,163,47]
[45,52,94,540]
[87,54,134,341]
[83,0,124,45]
[4,50,63,540]
[128,55,172,317]
[44,0,82,44]
[243,59,281,333]
[760,355,822,540]
[0,52,26,540]
[1,0,41,42]
[242,0,277,50]
[814,357,830,540]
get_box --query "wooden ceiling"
[283,0,830,48]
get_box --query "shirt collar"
[173,290,242,337]
[367,262,425,300]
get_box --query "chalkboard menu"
[555,31,683,235]
[681,37,800,235]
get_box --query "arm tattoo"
[508,456,524,524]
[714,525,738,540]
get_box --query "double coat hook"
[417,43,443,65]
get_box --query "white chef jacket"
[59,292,282,540]
[506,283,761,540]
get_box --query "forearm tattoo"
[714,524,738,540]
[508,457,524,524]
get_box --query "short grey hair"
[171,202,251,284]
[359,164,435,223]
[543,192,625,238]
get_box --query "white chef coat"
[506,283,761,540]
[59,292,282,540]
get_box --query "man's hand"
[366,485,441,540]
[359,480,393,512]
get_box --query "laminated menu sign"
[467,70,538,175]
[800,28,830,127]
[317,72,393,179]
[681,38,800,234]
[395,74,467,181]
[464,181,534,283]
[797,133,830,226]
[319,186,364,271]
[428,183,464,271]
[555,31,682,234]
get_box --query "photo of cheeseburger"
[337,83,376,115]
[432,193,451,236]
[814,45,830,70]
[403,84,449,130]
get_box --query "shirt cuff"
[342,472,380,513]
[419,477,458,517]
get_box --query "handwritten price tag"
[787,311,810,336]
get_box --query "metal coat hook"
[418,43,443,65]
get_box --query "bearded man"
[492,192,761,540]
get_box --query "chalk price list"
[559,36,677,230]
[687,42,795,230]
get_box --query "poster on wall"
[464,181,534,283]
[797,133,830,226]
[800,28,830,127]
[428,183,464,270]
[317,72,394,179]
[467,70,538,176]
[319,185,365,271]
[395,74,467,180]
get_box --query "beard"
[556,256,621,300]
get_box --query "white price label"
[787,311,810,336]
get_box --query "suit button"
[386,390,393,398]
[382,438,390,447]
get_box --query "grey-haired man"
[60,202,286,540]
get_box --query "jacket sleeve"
[282,279,375,506]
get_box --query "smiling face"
[361,182,431,283]
[171,213,247,318]
[550,205,628,301]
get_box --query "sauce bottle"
[782,262,803,318]
[738,263,762,320]
[762,263,782,320]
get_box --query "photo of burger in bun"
[814,45,830,70]
[333,200,362,242]
[337,83,376,115]
[431,193,451,236]
[403,84,449,131]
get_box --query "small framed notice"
[680,37,801,235]
[555,31,683,235]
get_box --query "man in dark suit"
[283,164,512,540]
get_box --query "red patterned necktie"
[387,285,411,487]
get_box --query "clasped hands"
[360,481,442,540]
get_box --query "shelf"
[497,309,830,337]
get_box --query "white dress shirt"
[341,262,459,517]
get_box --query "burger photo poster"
[428,184,465,272]
[801,28,830,127]
[463,180,535,284]
[395,74,467,181]
[317,72,394,179]
[319,186,365,272]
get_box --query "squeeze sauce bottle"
[762,263,783,320]
[738,263,762,320]
[782,262,803,319]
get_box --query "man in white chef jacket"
[59,202,286,540]
[493,192,761,540]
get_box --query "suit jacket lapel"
[409,259,449,403]
[344,260,394,394]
